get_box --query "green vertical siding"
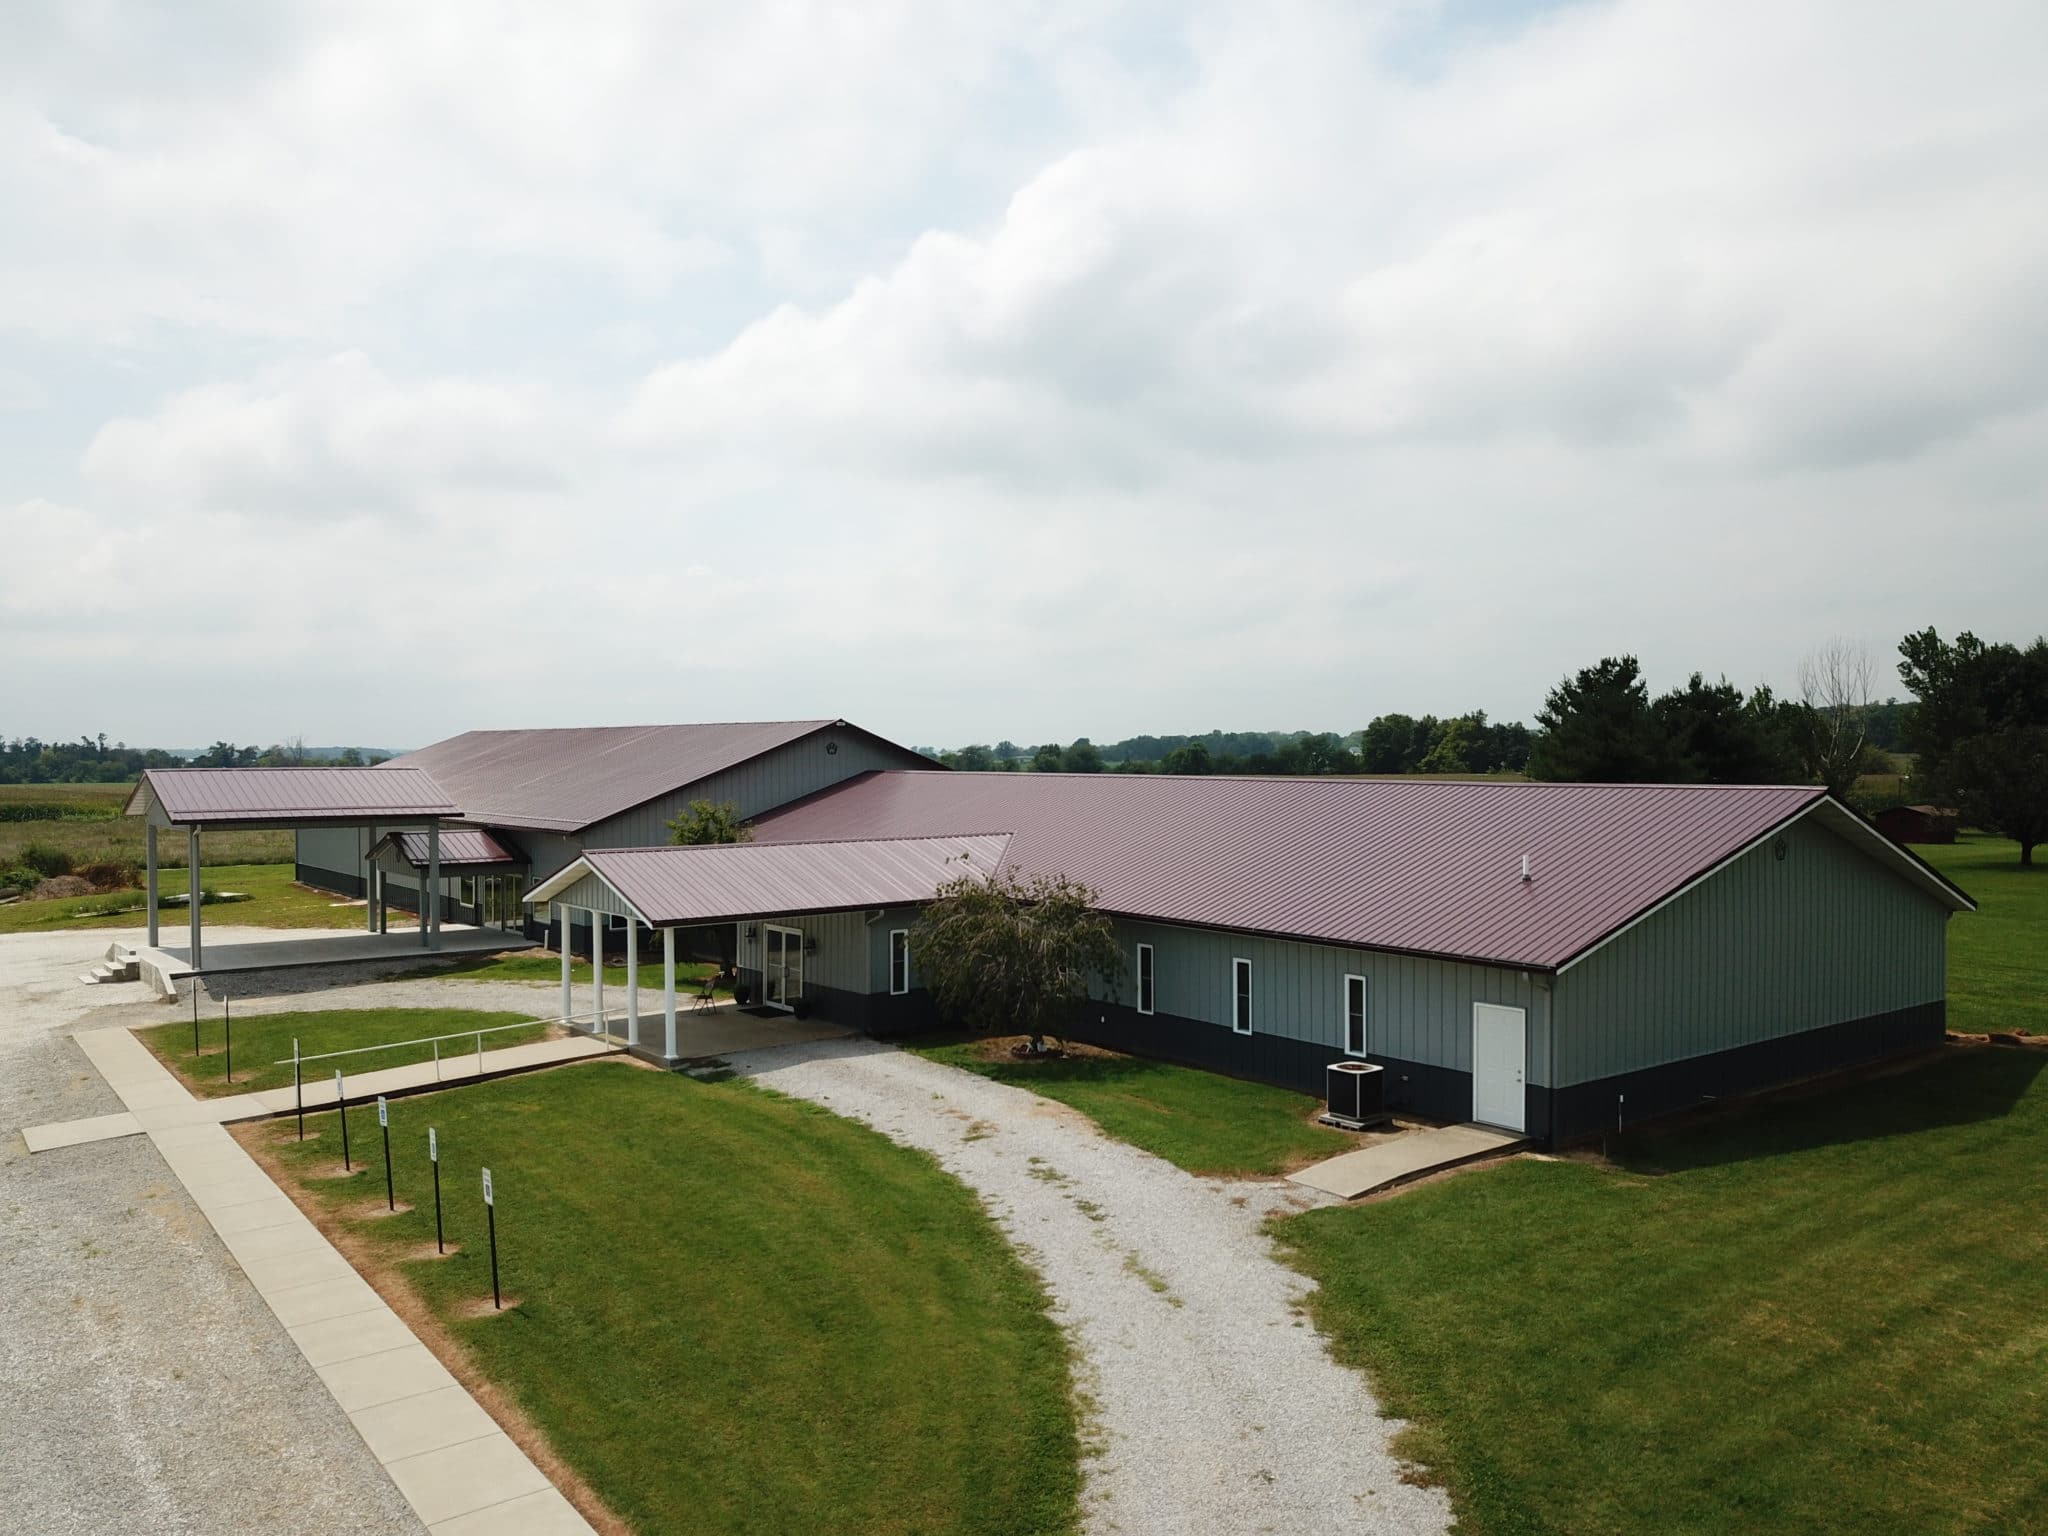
[735,910,874,992]
[1101,919,1551,1083]
[1552,817,1949,1086]
[581,733,933,850]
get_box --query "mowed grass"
[1914,834,2048,1036]
[250,1064,1080,1536]
[0,782,291,869]
[0,863,371,934]
[1274,1046,2048,1535]
[910,1035,1352,1176]
[137,1007,550,1097]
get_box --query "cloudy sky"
[3,0,2044,751]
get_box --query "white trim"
[1342,973,1369,1057]
[888,929,910,995]
[1231,956,1252,1035]
[521,856,654,928]
[1136,942,1155,1016]
[764,922,805,1011]
[1554,794,1975,976]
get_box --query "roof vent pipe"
[1520,854,1533,883]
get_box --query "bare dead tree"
[1797,638,1876,799]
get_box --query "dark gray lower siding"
[297,863,363,898]
[1546,1000,1946,1144]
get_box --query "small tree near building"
[667,798,753,845]
[911,870,1126,1054]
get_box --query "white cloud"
[4,0,2047,747]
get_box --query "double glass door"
[764,925,805,1009]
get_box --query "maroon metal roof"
[384,719,931,833]
[371,828,522,869]
[128,767,460,825]
[749,773,1841,969]
[561,835,1012,927]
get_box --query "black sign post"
[336,1069,351,1172]
[294,1039,304,1141]
[191,984,200,1056]
[482,1167,500,1309]
[378,1097,394,1211]
[429,1127,443,1254]
[223,987,232,1083]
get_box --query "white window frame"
[1232,957,1252,1035]
[1343,973,1369,1058]
[888,929,910,995]
[1136,943,1155,1016]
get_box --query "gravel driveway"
[0,927,468,1536]
[737,1036,1453,1536]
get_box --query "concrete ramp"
[1287,1122,1527,1200]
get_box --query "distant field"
[1914,835,2046,1037]
[0,863,369,935]
[0,782,291,868]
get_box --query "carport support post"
[591,908,605,1035]
[555,905,571,1022]
[145,824,159,946]
[662,927,677,1061]
[187,825,202,969]
[364,826,377,932]
[425,822,442,951]
[625,919,640,1050]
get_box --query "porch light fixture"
[804,937,818,953]
[744,924,759,940]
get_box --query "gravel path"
[737,1036,1453,1536]
[0,929,425,1536]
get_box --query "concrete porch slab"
[1286,1121,1529,1200]
[135,923,536,998]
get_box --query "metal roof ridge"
[587,830,1015,856]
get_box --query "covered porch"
[124,766,534,980]
[524,834,1009,1064]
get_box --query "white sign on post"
[429,1127,439,1163]
[377,1095,388,1128]
[334,1069,343,1100]
[482,1167,494,1207]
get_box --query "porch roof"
[368,828,524,871]
[126,766,460,829]
[525,834,1012,928]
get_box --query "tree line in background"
[0,736,390,783]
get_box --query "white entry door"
[1471,1002,1527,1132]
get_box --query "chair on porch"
[692,974,718,1010]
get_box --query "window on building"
[1344,974,1369,1057]
[458,876,476,906]
[889,929,910,995]
[1136,943,1155,1016]
[1232,957,1252,1034]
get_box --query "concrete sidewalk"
[30,1019,596,1535]
[22,1029,617,1152]
[1285,1122,1528,1199]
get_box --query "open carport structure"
[125,766,469,970]
[524,834,1009,1062]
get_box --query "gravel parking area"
[738,1036,1453,1536]
[0,929,426,1535]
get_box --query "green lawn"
[425,949,730,993]
[249,1064,1080,1536]
[910,1035,1353,1176]
[137,1007,550,1097]
[1914,834,2048,1036]
[1274,1045,2048,1535]
[0,862,368,935]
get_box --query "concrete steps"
[79,941,140,986]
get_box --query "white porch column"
[590,908,605,1034]
[187,825,202,969]
[145,823,159,947]
[425,822,442,951]
[663,926,677,1061]
[557,904,571,1022]
[364,826,377,932]
[625,919,640,1050]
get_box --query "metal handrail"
[274,1018,554,1067]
